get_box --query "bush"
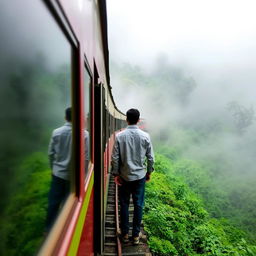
[144,153,256,255]
[0,152,51,256]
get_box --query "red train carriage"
[0,0,126,255]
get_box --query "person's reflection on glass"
[84,115,89,175]
[45,107,72,232]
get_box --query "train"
[0,0,127,255]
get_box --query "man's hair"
[65,107,72,122]
[126,108,140,125]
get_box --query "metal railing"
[115,183,122,256]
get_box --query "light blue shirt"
[111,125,154,181]
[48,123,72,180]
[48,122,89,180]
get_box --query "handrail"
[115,183,122,256]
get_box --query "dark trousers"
[119,176,146,237]
[45,175,69,231]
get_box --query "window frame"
[83,60,93,182]
[38,1,81,255]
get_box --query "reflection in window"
[46,107,72,232]
[0,1,72,255]
[84,67,91,176]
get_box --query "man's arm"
[146,136,154,174]
[111,137,120,176]
[48,133,55,170]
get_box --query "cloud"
[108,0,256,67]
[107,0,256,181]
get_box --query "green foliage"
[154,153,174,174]
[154,145,179,161]
[0,152,51,256]
[144,154,256,255]
[148,236,178,256]
[171,158,256,243]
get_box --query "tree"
[227,101,255,134]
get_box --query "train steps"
[103,175,151,256]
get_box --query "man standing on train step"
[111,108,154,245]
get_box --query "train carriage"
[0,0,126,255]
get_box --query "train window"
[106,109,109,143]
[0,1,73,255]
[84,66,91,177]
[108,112,111,140]
[114,118,116,131]
[109,114,112,135]
[110,115,115,135]
[103,105,107,147]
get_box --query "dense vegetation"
[0,153,50,256]
[144,154,256,255]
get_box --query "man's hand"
[146,172,151,182]
[114,176,123,186]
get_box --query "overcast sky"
[107,0,256,111]
[107,0,256,65]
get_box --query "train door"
[94,79,105,254]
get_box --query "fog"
[107,0,256,180]
[108,0,256,108]
[107,0,256,242]
[0,1,70,71]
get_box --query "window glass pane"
[84,67,91,176]
[0,1,72,255]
